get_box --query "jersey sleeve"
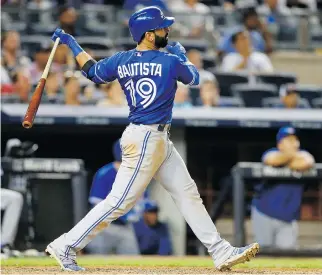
[88,166,114,205]
[172,56,200,86]
[88,52,120,84]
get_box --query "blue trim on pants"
[65,131,151,256]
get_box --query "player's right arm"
[166,42,200,86]
[262,148,295,167]
[51,28,117,84]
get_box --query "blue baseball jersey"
[218,30,265,53]
[88,49,199,124]
[252,147,306,222]
[133,218,172,255]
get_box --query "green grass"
[2,256,322,269]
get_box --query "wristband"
[68,39,84,57]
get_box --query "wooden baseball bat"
[22,37,60,129]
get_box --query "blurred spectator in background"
[252,126,315,249]
[278,84,305,109]
[58,6,79,36]
[86,139,142,255]
[258,0,298,41]
[43,73,63,104]
[96,80,127,107]
[133,201,172,255]
[218,8,272,57]
[174,82,192,108]
[170,0,211,38]
[242,8,273,54]
[1,31,31,102]
[221,30,273,73]
[56,6,79,69]
[53,46,75,69]
[28,42,62,86]
[198,80,220,107]
[64,71,81,105]
[187,49,216,85]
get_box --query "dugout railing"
[231,162,322,257]
[1,157,88,250]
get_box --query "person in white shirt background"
[187,49,217,86]
[221,29,274,73]
[169,0,212,38]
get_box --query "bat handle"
[22,39,60,129]
[41,37,60,79]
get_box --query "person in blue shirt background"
[217,8,271,57]
[133,201,172,255]
[86,139,149,255]
[251,126,315,249]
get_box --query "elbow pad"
[81,59,97,80]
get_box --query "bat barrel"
[22,121,33,129]
[22,78,46,129]
[22,38,59,129]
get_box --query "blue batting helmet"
[128,6,175,43]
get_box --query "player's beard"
[154,33,168,48]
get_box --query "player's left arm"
[288,150,315,171]
[166,42,200,86]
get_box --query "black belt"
[157,124,170,132]
[132,123,171,133]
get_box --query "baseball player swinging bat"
[22,38,60,129]
[45,6,259,272]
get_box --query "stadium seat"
[77,37,113,51]
[1,9,27,33]
[261,97,310,108]
[20,35,51,57]
[231,83,278,107]
[312,98,322,109]
[1,94,21,104]
[114,37,137,51]
[25,9,57,35]
[287,84,322,106]
[219,96,245,107]
[179,39,209,52]
[211,71,249,97]
[202,56,216,70]
[211,6,237,28]
[257,72,297,89]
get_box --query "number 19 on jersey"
[125,78,157,108]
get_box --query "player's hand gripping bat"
[22,38,60,129]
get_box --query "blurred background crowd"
[1,0,322,108]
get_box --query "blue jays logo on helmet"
[129,6,175,43]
